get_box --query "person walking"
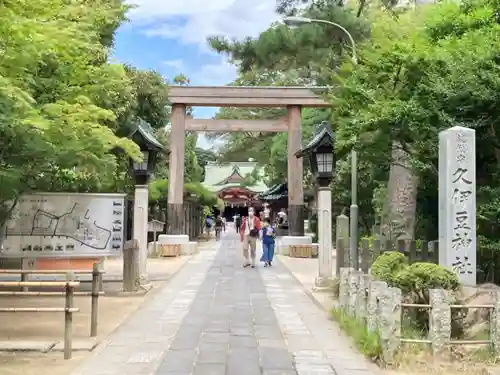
[205,216,213,237]
[260,218,276,267]
[277,208,287,225]
[215,215,223,241]
[240,207,261,268]
[263,203,271,220]
[235,214,242,233]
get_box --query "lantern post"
[128,120,165,281]
[296,121,336,288]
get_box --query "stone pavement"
[70,230,379,375]
[277,255,336,311]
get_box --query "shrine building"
[202,161,267,220]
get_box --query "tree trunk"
[381,141,419,239]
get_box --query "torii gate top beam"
[168,86,330,108]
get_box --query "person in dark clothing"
[235,215,242,233]
[215,215,223,240]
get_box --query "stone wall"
[338,267,500,362]
[335,238,439,274]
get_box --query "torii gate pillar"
[287,105,304,236]
[165,85,330,242]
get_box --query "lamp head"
[282,16,313,28]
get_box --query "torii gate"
[166,85,330,238]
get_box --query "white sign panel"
[2,193,126,258]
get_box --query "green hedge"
[149,178,222,209]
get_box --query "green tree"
[331,0,500,265]
[207,0,368,191]
[209,0,500,252]
[209,1,369,84]
[0,0,141,225]
[120,66,170,134]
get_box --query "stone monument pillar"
[336,214,349,275]
[315,187,333,288]
[133,185,149,281]
[439,126,476,285]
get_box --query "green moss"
[330,308,382,361]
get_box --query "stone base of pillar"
[313,275,333,292]
[180,242,198,255]
[288,204,305,236]
[157,234,190,255]
[278,236,312,255]
[167,203,184,234]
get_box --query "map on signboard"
[3,193,125,257]
[14,202,112,249]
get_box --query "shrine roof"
[257,183,288,201]
[202,161,267,193]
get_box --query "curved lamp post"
[283,16,360,270]
[296,121,336,288]
[283,16,358,64]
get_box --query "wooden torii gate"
[167,86,330,237]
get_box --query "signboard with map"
[1,193,126,258]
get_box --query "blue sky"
[112,0,281,149]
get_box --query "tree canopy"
[207,0,500,278]
[0,0,173,223]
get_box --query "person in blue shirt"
[205,216,213,236]
[260,218,276,267]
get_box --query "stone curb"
[276,255,334,314]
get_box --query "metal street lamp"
[282,16,358,64]
[128,119,165,282]
[296,121,336,288]
[283,15,360,270]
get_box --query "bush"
[149,178,168,201]
[371,251,407,284]
[371,253,461,335]
[394,262,460,295]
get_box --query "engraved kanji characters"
[452,189,472,204]
[452,168,472,185]
[456,132,467,163]
[452,255,473,275]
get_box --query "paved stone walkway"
[71,230,378,375]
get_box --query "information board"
[1,193,126,258]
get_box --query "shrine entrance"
[166,86,329,237]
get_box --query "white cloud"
[164,57,237,86]
[163,59,186,71]
[127,0,235,21]
[126,0,280,49]
[191,60,238,86]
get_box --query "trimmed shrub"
[371,251,407,284]
[371,253,461,335]
[394,262,460,295]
